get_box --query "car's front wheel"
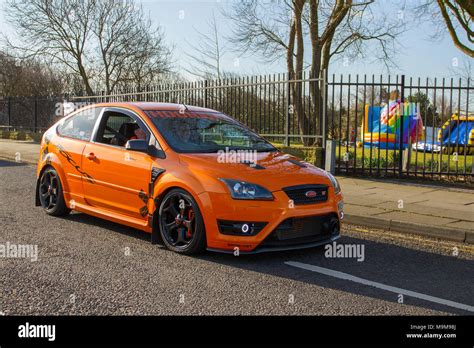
[158,189,206,254]
[38,167,71,216]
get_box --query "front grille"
[283,184,328,205]
[259,214,339,248]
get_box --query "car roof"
[95,102,219,114]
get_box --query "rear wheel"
[38,167,70,216]
[158,189,206,254]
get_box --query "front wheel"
[38,167,71,216]
[158,189,206,254]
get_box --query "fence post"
[285,73,291,147]
[321,69,327,150]
[34,96,38,132]
[8,97,11,128]
[398,74,405,177]
[325,139,336,174]
[204,80,208,108]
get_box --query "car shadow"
[59,211,474,315]
[0,159,29,167]
[196,235,474,315]
[64,212,152,243]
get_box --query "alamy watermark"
[324,242,365,262]
[18,322,55,342]
[55,101,95,117]
[217,147,258,165]
[0,242,38,262]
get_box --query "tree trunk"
[308,0,321,146]
[292,0,310,145]
[78,64,94,96]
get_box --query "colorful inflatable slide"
[438,113,474,155]
[361,100,424,150]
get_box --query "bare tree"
[416,0,473,58]
[449,59,474,111]
[5,0,95,94]
[5,0,172,96]
[438,0,473,57]
[0,51,64,97]
[225,0,405,145]
[224,0,307,141]
[184,12,227,80]
[121,24,173,91]
[93,1,172,94]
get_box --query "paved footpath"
[339,177,474,243]
[1,139,473,243]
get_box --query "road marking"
[285,261,474,313]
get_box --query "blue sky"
[1,0,472,80]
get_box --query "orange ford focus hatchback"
[36,103,343,254]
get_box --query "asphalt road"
[1,160,473,315]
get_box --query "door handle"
[86,153,96,161]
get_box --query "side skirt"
[72,202,152,233]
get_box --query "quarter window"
[57,108,101,141]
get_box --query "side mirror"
[126,139,166,159]
[125,139,149,153]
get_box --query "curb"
[345,214,471,244]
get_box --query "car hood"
[179,151,332,192]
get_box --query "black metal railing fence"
[327,74,473,182]
[1,72,472,182]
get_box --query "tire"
[158,188,206,255]
[38,167,71,217]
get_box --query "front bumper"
[208,233,340,254]
[198,190,344,253]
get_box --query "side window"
[96,111,149,147]
[57,108,101,141]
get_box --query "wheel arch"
[35,157,69,206]
[151,183,207,245]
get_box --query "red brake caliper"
[186,209,194,238]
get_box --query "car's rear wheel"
[39,167,70,216]
[158,189,206,254]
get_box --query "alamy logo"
[18,322,56,341]
[217,147,258,165]
[0,242,38,262]
[324,242,365,262]
[55,101,94,117]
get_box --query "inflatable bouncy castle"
[438,112,474,155]
[361,99,424,150]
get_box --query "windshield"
[146,110,277,153]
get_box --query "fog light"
[337,201,344,220]
[218,220,267,236]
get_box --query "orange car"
[36,103,343,254]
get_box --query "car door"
[55,106,102,203]
[81,107,155,220]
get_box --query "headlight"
[220,179,274,201]
[327,173,341,194]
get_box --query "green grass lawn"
[335,145,473,173]
[270,141,306,148]
[269,139,473,174]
